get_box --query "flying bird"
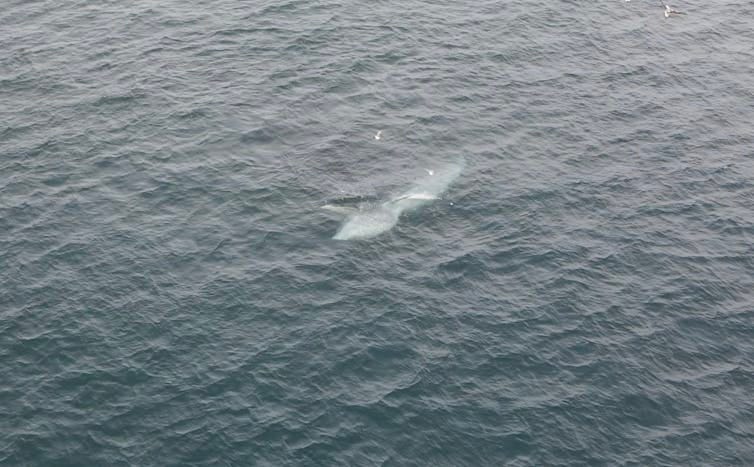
[664,4,683,17]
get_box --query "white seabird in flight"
[664,5,683,17]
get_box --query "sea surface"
[2,0,754,465]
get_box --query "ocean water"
[2,0,754,465]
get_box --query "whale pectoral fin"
[406,193,437,201]
[391,192,437,203]
[321,204,358,216]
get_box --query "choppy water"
[2,0,754,465]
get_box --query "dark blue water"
[2,0,754,465]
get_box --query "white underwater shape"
[324,160,464,240]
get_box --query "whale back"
[387,159,465,212]
[327,158,465,240]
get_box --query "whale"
[322,159,464,240]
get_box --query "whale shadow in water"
[322,159,465,240]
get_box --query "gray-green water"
[2,0,754,465]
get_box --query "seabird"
[664,5,683,17]
[374,130,382,140]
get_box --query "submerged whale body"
[330,206,401,240]
[323,159,464,240]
